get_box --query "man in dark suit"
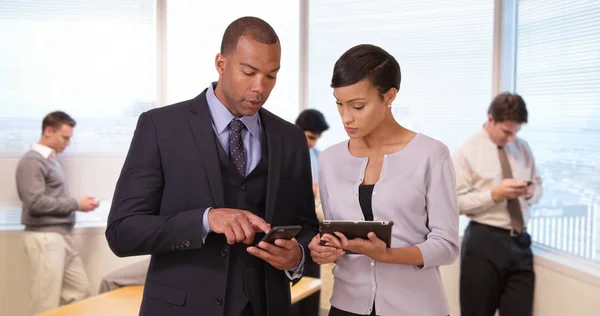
[106,16,318,316]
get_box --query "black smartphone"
[260,225,302,244]
[518,180,533,188]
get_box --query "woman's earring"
[387,103,392,108]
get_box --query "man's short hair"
[42,111,76,133]
[220,16,279,54]
[488,92,528,124]
[295,109,329,135]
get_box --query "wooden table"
[38,277,321,315]
[290,276,322,304]
[38,285,144,316]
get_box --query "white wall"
[0,155,125,212]
[532,262,600,316]
[0,153,139,316]
[0,227,147,316]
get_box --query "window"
[0,0,156,227]
[308,0,495,153]
[515,0,600,262]
[0,0,156,155]
[166,0,301,123]
[308,0,495,232]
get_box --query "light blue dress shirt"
[200,83,304,278]
[309,147,320,182]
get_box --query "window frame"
[500,0,600,284]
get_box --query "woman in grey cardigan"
[308,44,459,316]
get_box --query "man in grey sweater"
[15,111,98,315]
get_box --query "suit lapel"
[188,90,224,207]
[261,111,281,222]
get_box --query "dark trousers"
[460,221,535,316]
[291,261,321,316]
[329,305,376,316]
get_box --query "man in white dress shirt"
[16,111,99,314]
[453,92,542,316]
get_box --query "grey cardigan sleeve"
[415,154,460,268]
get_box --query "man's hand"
[491,179,529,201]
[208,208,271,245]
[79,196,99,212]
[308,234,344,264]
[247,238,302,270]
[321,232,387,261]
[524,180,537,199]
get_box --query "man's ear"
[215,53,227,76]
[42,126,54,138]
[487,114,495,124]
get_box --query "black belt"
[470,221,531,248]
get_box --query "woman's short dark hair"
[331,44,401,97]
[295,109,329,134]
[42,111,76,134]
[488,92,528,123]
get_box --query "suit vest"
[214,131,269,316]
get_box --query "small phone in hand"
[260,225,302,244]
[517,181,533,188]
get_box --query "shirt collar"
[31,143,55,159]
[479,126,494,144]
[479,126,514,150]
[206,82,261,137]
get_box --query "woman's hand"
[308,234,344,264]
[321,231,388,261]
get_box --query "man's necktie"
[229,119,246,177]
[498,146,525,233]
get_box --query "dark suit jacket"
[106,89,318,316]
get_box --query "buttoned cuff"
[285,244,305,280]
